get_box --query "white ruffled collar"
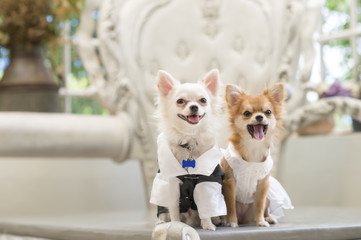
[223,142,273,177]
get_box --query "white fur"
[156,70,221,161]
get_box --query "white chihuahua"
[150,69,226,231]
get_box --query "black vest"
[157,164,224,216]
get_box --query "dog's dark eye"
[243,111,251,117]
[177,99,185,104]
[265,110,272,116]
[200,98,207,104]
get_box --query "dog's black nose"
[256,115,263,122]
[190,105,198,113]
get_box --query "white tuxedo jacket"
[150,133,227,219]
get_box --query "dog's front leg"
[264,198,277,224]
[255,174,270,227]
[221,159,238,227]
[157,213,170,225]
[168,206,181,222]
[201,218,216,231]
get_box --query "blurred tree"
[0,1,108,115]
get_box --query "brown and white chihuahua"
[221,83,287,227]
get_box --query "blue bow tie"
[182,158,196,168]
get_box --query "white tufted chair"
[77,0,361,202]
[76,1,361,238]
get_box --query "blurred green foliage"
[322,0,361,82]
[323,0,361,130]
[59,75,109,115]
[0,0,84,47]
[58,97,109,115]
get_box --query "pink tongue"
[253,125,264,140]
[187,115,200,123]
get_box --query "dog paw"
[227,222,238,228]
[201,219,216,231]
[257,220,270,227]
[265,217,277,224]
[219,216,227,226]
[156,219,166,225]
[211,216,222,226]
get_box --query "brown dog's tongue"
[253,125,264,140]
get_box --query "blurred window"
[309,0,361,130]
[318,0,361,85]
[59,10,108,115]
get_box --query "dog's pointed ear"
[264,83,285,104]
[201,69,220,96]
[225,84,243,107]
[157,70,178,97]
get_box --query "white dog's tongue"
[253,125,264,140]
[187,115,200,124]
